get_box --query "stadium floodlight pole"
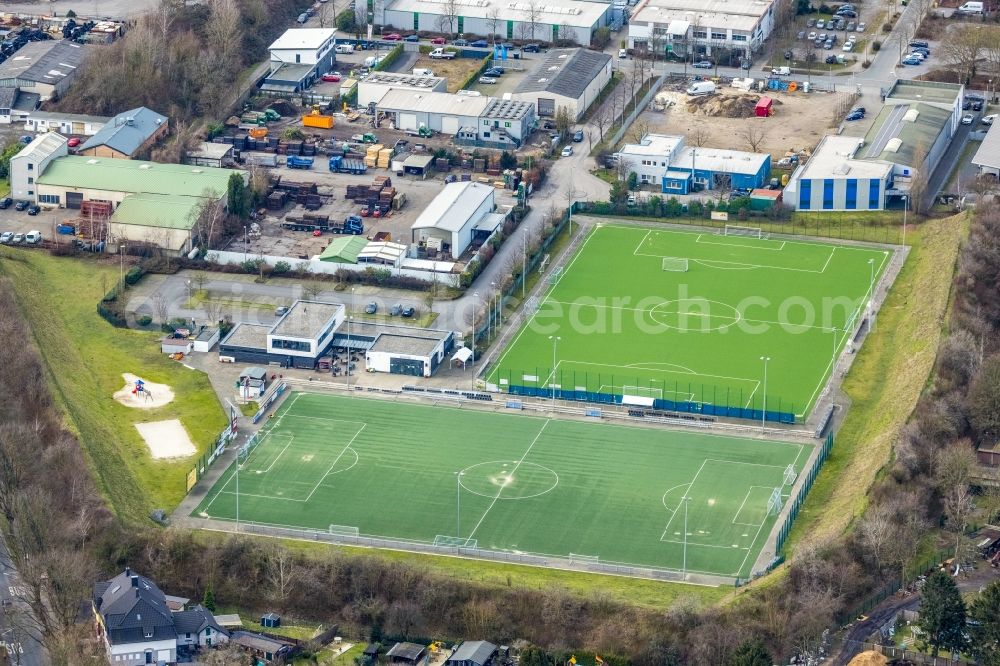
[235,449,240,533]
[490,281,497,338]
[243,225,248,261]
[759,356,770,432]
[455,471,464,542]
[471,291,480,390]
[521,230,527,298]
[549,335,561,403]
[902,195,908,248]
[682,495,691,578]
[867,258,875,326]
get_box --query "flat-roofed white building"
[380,0,612,46]
[263,28,337,93]
[24,111,109,136]
[410,181,496,259]
[784,136,894,211]
[377,89,490,135]
[358,72,448,107]
[973,122,1000,179]
[614,134,684,184]
[628,0,776,59]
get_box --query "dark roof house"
[93,568,176,646]
[231,631,295,662]
[514,48,611,99]
[447,641,498,666]
[80,106,169,159]
[173,604,226,636]
[387,641,428,665]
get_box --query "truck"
[334,216,365,235]
[286,156,314,169]
[685,81,716,96]
[282,214,364,234]
[428,48,456,59]
[329,156,368,174]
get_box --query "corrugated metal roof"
[80,106,167,156]
[411,181,494,233]
[973,122,1000,171]
[38,155,237,198]
[514,48,611,99]
[28,110,109,124]
[377,89,490,117]
[15,131,67,162]
[319,235,368,263]
[110,194,202,230]
[0,40,90,85]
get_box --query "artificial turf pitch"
[486,224,891,420]
[194,392,808,578]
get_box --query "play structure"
[131,378,154,403]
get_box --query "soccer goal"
[433,535,478,549]
[783,464,797,487]
[661,257,689,272]
[546,266,564,285]
[622,385,663,400]
[329,524,360,537]
[767,487,783,516]
[569,553,600,566]
[724,224,764,239]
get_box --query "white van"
[771,66,791,76]
[618,48,628,59]
[958,1,983,12]
[335,44,355,54]
[364,55,383,67]
[24,230,41,244]
[686,81,716,96]
[412,68,435,77]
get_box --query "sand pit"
[113,373,175,409]
[135,419,197,459]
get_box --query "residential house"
[446,641,499,666]
[0,87,39,125]
[79,107,169,159]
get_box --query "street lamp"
[868,258,877,332]
[455,471,465,542]
[490,281,497,338]
[901,195,908,248]
[548,335,561,402]
[759,356,770,432]
[522,228,527,298]
[471,292,480,390]
[243,225,248,261]
[186,279,192,307]
[681,495,691,577]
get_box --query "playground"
[113,373,175,409]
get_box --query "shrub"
[136,314,153,327]
[273,260,291,274]
[872,40,882,51]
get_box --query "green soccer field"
[486,224,891,421]
[193,392,809,578]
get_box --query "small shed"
[193,327,220,352]
[403,154,434,178]
[978,441,1000,467]
[749,188,782,210]
[754,96,773,117]
[387,642,429,666]
[319,235,369,263]
[161,337,193,355]
[239,367,268,399]
[186,142,234,168]
[260,612,281,628]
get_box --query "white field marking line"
[270,392,303,429]
[660,539,750,551]
[623,361,697,373]
[246,433,296,475]
[486,228,598,383]
[743,381,760,409]
[558,359,763,386]
[466,419,551,541]
[736,502,774,576]
[303,425,368,502]
[695,234,787,251]
[631,229,653,256]
[660,459,708,541]
[276,413,369,427]
[215,447,361,504]
[602,223,884,253]
[732,486,775,526]
[662,482,692,511]
[704,458,792,470]
[797,249,889,418]
[818,246,836,273]
[640,252,830,274]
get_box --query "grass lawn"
[487,224,891,421]
[782,213,966,550]
[300,642,367,666]
[194,392,805,578]
[0,250,228,521]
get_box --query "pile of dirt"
[686,93,764,117]
[268,99,299,117]
[848,651,889,666]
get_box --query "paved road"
[0,0,154,18]
[0,536,46,666]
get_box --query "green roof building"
[319,236,368,263]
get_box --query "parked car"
[857,21,866,31]
[909,40,929,48]
[0,232,11,244]
[24,230,40,244]
[846,110,864,121]
[0,197,11,209]
[846,21,856,30]
[808,30,817,40]
[321,72,341,82]
[561,145,573,157]
[837,9,857,17]
[816,19,825,28]
[901,56,922,65]
[390,303,402,316]
[797,30,806,39]
[818,32,828,40]
[14,200,27,211]
[824,39,834,49]
[971,99,983,111]
[478,76,498,84]
[404,34,419,42]
[67,137,81,148]
[963,99,972,110]
[11,233,23,244]
[906,51,926,61]
[431,36,446,44]
[573,129,584,142]
[484,66,504,76]
[962,114,974,125]
[982,114,997,126]
[365,301,377,314]
[842,42,854,51]
[19,135,32,144]
[452,38,469,46]
[383,33,401,41]
[401,306,415,318]
[807,17,816,26]
[470,39,488,47]
[692,60,713,68]
[825,54,838,63]
[523,43,541,52]
[851,106,866,115]
[275,306,290,316]
[26,204,39,215]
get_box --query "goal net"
[238,432,262,462]
[622,385,663,400]
[661,257,689,272]
[546,266,564,285]
[569,553,600,566]
[724,224,763,239]
[433,535,478,549]
[783,464,797,487]
[767,487,783,516]
[328,524,360,537]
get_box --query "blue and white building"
[783,135,893,211]
[614,133,771,194]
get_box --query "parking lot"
[0,207,78,247]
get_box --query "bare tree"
[938,25,984,84]
[317,0,334,28]
[265,545,298,611]
[628,119,650,144]
[591,105,611,143]
[525,0,540,40]
[690,125,710,147]
[192,191,226,249]
[857,502,895,573]
[740,122,767,152]
[485,7,502,44]
[205,0,243,71]
[152,293,170,325]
